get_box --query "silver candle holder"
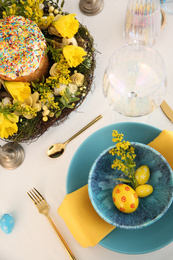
[79,0,104,16]
[0,142,25,169]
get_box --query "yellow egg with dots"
[135,165,150,184]
[135,184,153,197]
[112,184,139,213]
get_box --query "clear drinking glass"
[124,0,161,46]
[103,45,167,120]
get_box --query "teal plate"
[66,122,173,254]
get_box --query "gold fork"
[27,188,76,260]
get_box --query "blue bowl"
[88,142,173,229]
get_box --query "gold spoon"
[47,115,102,158]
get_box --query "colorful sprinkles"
[0,16,46,79]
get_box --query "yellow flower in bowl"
[51,14,79,38]
[4,82,31,102]
[0,112,19,138]
[63,45,87,68]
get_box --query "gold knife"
[160,100,173,123]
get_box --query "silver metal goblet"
[0,142,25,169]
[79,0,104,16]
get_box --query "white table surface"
[0,1,173,259]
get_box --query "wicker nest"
[0,20,96,143]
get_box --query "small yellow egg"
[135,184,153,197]
[135,165,150,184]
[112,184,139,213]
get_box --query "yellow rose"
[0,112,19,138]
[63,45,87,68]
[4,81,31,102]
[51,14,79,38]
[49,63,60,77]
[71,73,84,86]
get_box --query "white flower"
[54,84,67,96]
[2,97,12,106]
[39,3,44,9]
[54,83,78,96]
[68,83,78,94]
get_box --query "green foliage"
[45,42,62,62]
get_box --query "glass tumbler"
[124,0,161,46]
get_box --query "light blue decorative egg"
[0,214,14,234]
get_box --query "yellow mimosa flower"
[0,113,19,139]
[52,14,79,38]
[63,45,87,68]
[4,81,31,102]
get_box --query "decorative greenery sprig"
[0,0,65,23]
[109,130,138,189]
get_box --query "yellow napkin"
[58,185,115,247]
[148,130,173,170]
[58,130,173,247]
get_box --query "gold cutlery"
[160,100,173,123]
[47,115,102,158]
[27,188,76,260]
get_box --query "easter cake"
[0,0,96,142]
[0,16,49,82]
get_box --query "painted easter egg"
[135,184,153,198]
[112,184,139,213]
[0,214,14,234]
[135,165,150,184]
